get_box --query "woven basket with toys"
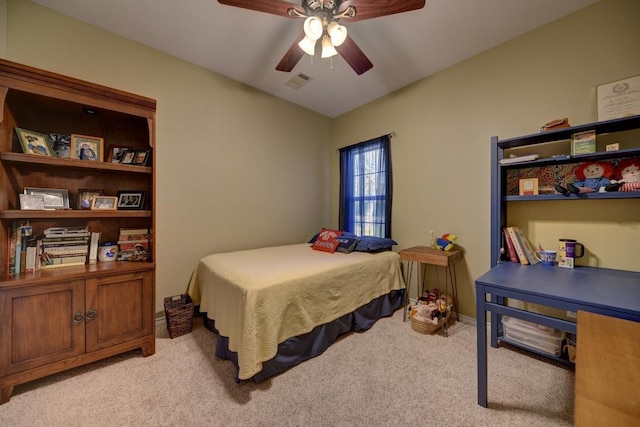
[410,289,454,334]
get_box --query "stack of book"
[503,226,540,265]
[41,226,90,269]
[117,228,151,261]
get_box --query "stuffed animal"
[605,158,640,192]
[554,161,613,194]
[435,233,457,251]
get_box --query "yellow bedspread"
[186,243,405,380]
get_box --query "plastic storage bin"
[501,315,564,357]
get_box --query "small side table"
[399,246,463,334]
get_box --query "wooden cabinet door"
[85,270,154,352]
[0,281,85,376]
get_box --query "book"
[514,227,540,265]
[25,243,37,273]
[119,228,150,235]
[88,232,101,265]
[503,228,519,263]
[572,130,596,155]
[499,154,540,165]
[42,245,89,255]
[118,240,149,251]
[118,233,150,241]
[506,226,528,264]
[41,254,87,269]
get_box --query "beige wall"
[4,0,332,315]
[3,0,639,319]
[331,0,640,317]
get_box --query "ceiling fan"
[218,0,426,75]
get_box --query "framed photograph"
[15,128,54,156]
[50,133,71,158]
[108,145,133,163]
[71,134,104,161]
[120,149,136,164]
[132,150,150,166]
[90,196,118,210]
[23,187,69,209]
[78,189,104,210]
[571,130,596,155]
[518,178,539,196]
[117,191,147,210]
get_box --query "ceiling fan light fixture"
[321,35,338,58]
[302,16,323,40]
[298,36,317,56]
[327,21,347,47]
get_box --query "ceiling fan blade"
[218,0,303,17]
[340,0,426,22]
[335,35,373,75]
[275,33,306,72]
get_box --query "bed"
[186,242,405,381]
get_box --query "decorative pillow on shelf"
[354,236,398,253]
[335,237,359,254]
[311,228,344,253]
[308,229,356,244]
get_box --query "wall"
[3,0,333,315]
[331,0,640,318]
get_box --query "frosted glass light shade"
[327,21,347,47]
[298,36,317,56]
[303,16,323,40]
[321,36,338,58]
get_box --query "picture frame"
[49,133,71,158]
[90,196,118,211]
[78,189,104,210]
[571,130,596,155]
[117,190,147,210]
[518,178,539,196]
[132,150,150,166]
[15,128,54,156]
[19,193,46,210]
[23,187,69,209]
[108,145,133,163]
[71,134,104,161]
[597,74,640,121]
[120,149,136,164]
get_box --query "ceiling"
[31,0,598,118]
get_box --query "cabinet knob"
[72,312,85,324]
[85,309,98,321]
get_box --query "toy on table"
[430,231,458,251]
[554,161,613,194]
[605,158,640,192]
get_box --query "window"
[339,135,393,238]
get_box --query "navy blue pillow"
[308,230,357,244]
[354,236,398,253]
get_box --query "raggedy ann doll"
[605,158,640,192]
[554,161,613,194]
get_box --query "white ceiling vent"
[285,73,312,90]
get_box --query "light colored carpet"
[0,309,574,426]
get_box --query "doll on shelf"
[554,161,613,194]
[605,158,640,192]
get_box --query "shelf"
[497,114,640,149]
[499,147,640,169]
[0,152,152,174]
[0,210,151,219]
[0,260,156,288]
[504,192,640,202]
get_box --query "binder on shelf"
[506,226,528,264]
[88,232,101,265]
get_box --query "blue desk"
[475,262,640,408]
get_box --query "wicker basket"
[164,294,194,338]
[410,306,451,334]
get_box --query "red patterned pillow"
[311,228,344,253]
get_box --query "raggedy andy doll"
[554,161,613,194]
[605,158,640,192]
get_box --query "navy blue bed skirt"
[202,288,405,382]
